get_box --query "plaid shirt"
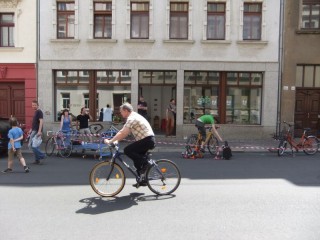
[124,112,154,141]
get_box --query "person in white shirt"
[103,104,113,122]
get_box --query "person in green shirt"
[195,114,223,152]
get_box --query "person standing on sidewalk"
[76,107,93,142]
[2,117,30,173]
[137,96,148,120]
[166,98,176,137]
[28,100,46,164]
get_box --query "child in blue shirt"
[2,117,30,173]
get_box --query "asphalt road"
[1,150,320,240]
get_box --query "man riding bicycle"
[195,114,223,152]
[104,103,156,186]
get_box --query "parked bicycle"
[89,141,181,197]
[277,121,319,156]
[45,130,73,158]
[186,126,219,155]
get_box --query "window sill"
[0,47,24,52]
[87,39,117,43]
[201,40,232,44]
[163,39,195,44]
[50,39,80,43]
[236,40,268,45]
[296,29,320,34]
[124,39,155,43]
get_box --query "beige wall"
[281,1,320,122]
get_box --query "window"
[0,13,14,47]
[138,71,177,85]
[184,71,220,123]
[207,3,225,40]
[302,0,320,29]
[55,70,131,121]
[94,2,112,38]
[170,2,188,39]
[296,65,320,87]
[243,3,262,40]
[57,2,75,39]
[131,2,149,39]
[61,93,70,109]
[183,71,262,125]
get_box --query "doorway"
[0,83,25,123]
[294,89,320,137]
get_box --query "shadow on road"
[76,193,175,215]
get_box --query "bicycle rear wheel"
[147,159,181,195]
[277,140,287,156]
[207,136,219,155]
[89,161,125,197]
[45,137,56,156]
[303,136,319,155]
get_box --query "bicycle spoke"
[147,159,181,195]
[90,162,125,197]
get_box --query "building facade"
[281,0,320,137]
[0,0,37,125]
[38,0,281,139]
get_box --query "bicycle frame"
[283,124,308,151]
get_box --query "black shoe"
[24,166,30,173]
[32,160,41,165]
[2,168,13,173]
[132,180,148,188]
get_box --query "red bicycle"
[277,121,319,156]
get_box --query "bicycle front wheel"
[277,140,287,156]
[147,159,181,195]
[45,137,56,156]
[89,161,125,197]
[207,136,219,155]
[59,144,73,158]
[186,134,198,147]
[303,136,319,155]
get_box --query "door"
[0,83,25,123]
[294,89,320,137]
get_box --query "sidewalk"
[153,135,279,153]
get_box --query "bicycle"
[89,142,181,197]
[186,126,219,155]
[45,130,73,158]
[277,121,319,156]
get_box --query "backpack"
[222,141,232,160]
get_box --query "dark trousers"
[124,136,155,171]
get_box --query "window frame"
[0,13,14,47]
[93,2,112,39]
[130,2,150,39]
[169,2,189,40]
[243,2,262,40]
[207,2,226,40]
[56,1,75,39]
[301,0,320,30]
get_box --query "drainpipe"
[276,0,285,136]
[36,0,39,99]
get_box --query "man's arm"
[37,118,43,136]
[211,124,223,142]
[104,126,130,144]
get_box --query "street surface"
[1,149,320,240]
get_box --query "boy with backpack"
[2,117,30,173]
